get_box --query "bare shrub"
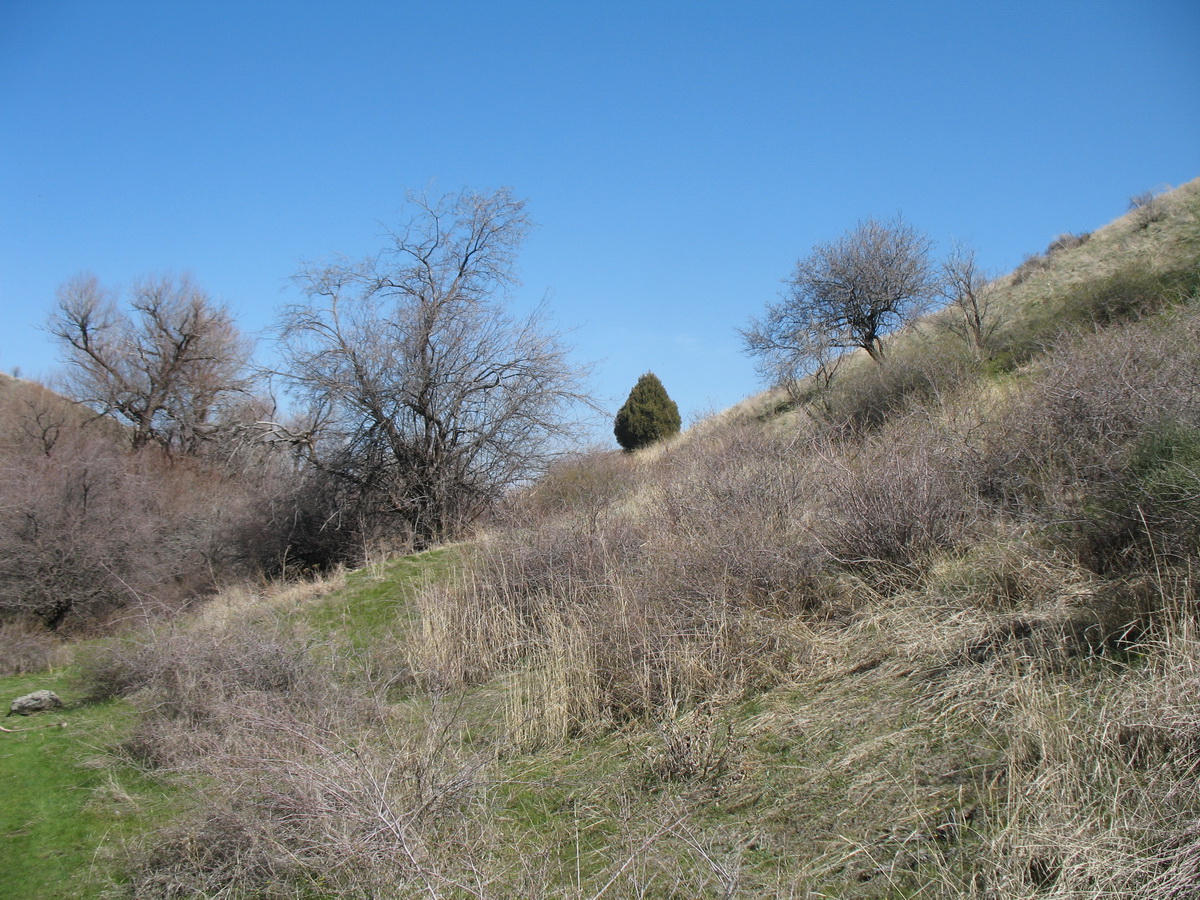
[1010,251,1051,285]
[78,617,337,769]
[120,688,488,898]
[0,430,225,631]
[82,613,498,897]
[75,636,159,703]
[1046,231,1091,254]
[813,338,976,432]
[646,423,826,609]
[0,380,295,631]
[972,311,1200,537]
[0,620,61,675]
[1129,186,1171,229]
[1059,266,1197,329]
[488,512,644,615]
[125,802,288,897]
[500,447,636,527]
[939,243,1002,359]
[640,705,742,786]
[815,421,975,576]
[412,438,817,741]
[228,462,394,575]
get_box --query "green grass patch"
[300,546,457,647]
[0,669,174,900]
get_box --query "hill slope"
[7,179,1200,899]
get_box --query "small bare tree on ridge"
[742,215,936,390]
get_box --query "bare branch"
[938,242,1001,358]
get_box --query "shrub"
[230,466,384,576]
[0,434,229,631]
[1129,187,1170,229]
[77,617,337,769]
[500,448,635,526]
[0,382,296,632]
[972,311,1200,530]
[1082,421,1200,571]
[0,620,60,675]
[815,421,975,576]
[813,338,975,432]
[1011,252,1052,286]
[640,706,741,786]
[119,670,482,898]
[1046,231,1091,254]
[614,372,682,451]
[646,423,826,609]
[1059,266,1198,329]
[410,427,817,739]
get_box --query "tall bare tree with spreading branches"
[276,188,592,550]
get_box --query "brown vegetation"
[0,373,305,632]
[34,178,1200,897]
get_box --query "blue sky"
[2,0,1197,444]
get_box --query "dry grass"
[0,619,64,675]
[913,579,1200,900]
[69,177,1200,898]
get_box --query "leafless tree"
[742,215,935,387]
[740,301,845,398]
[938,243,1000,358]
[49,273,256,454]
[276,188,592,550]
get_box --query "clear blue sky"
[2,0,1197,444]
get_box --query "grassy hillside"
[4,179,1200,898]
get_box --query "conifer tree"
[614,372,681,451]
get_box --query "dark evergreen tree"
[614,372,681,451]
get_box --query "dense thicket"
[0,374,305,632]
[1,191,599,635]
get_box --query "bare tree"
[276,188,592,550]
[938,243,1000,358]
[740,301,845,398]
[742,215,935,387]
[49,273,255,454]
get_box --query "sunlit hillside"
[4,179,1200,899]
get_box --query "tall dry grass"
[913,574,1200,899]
